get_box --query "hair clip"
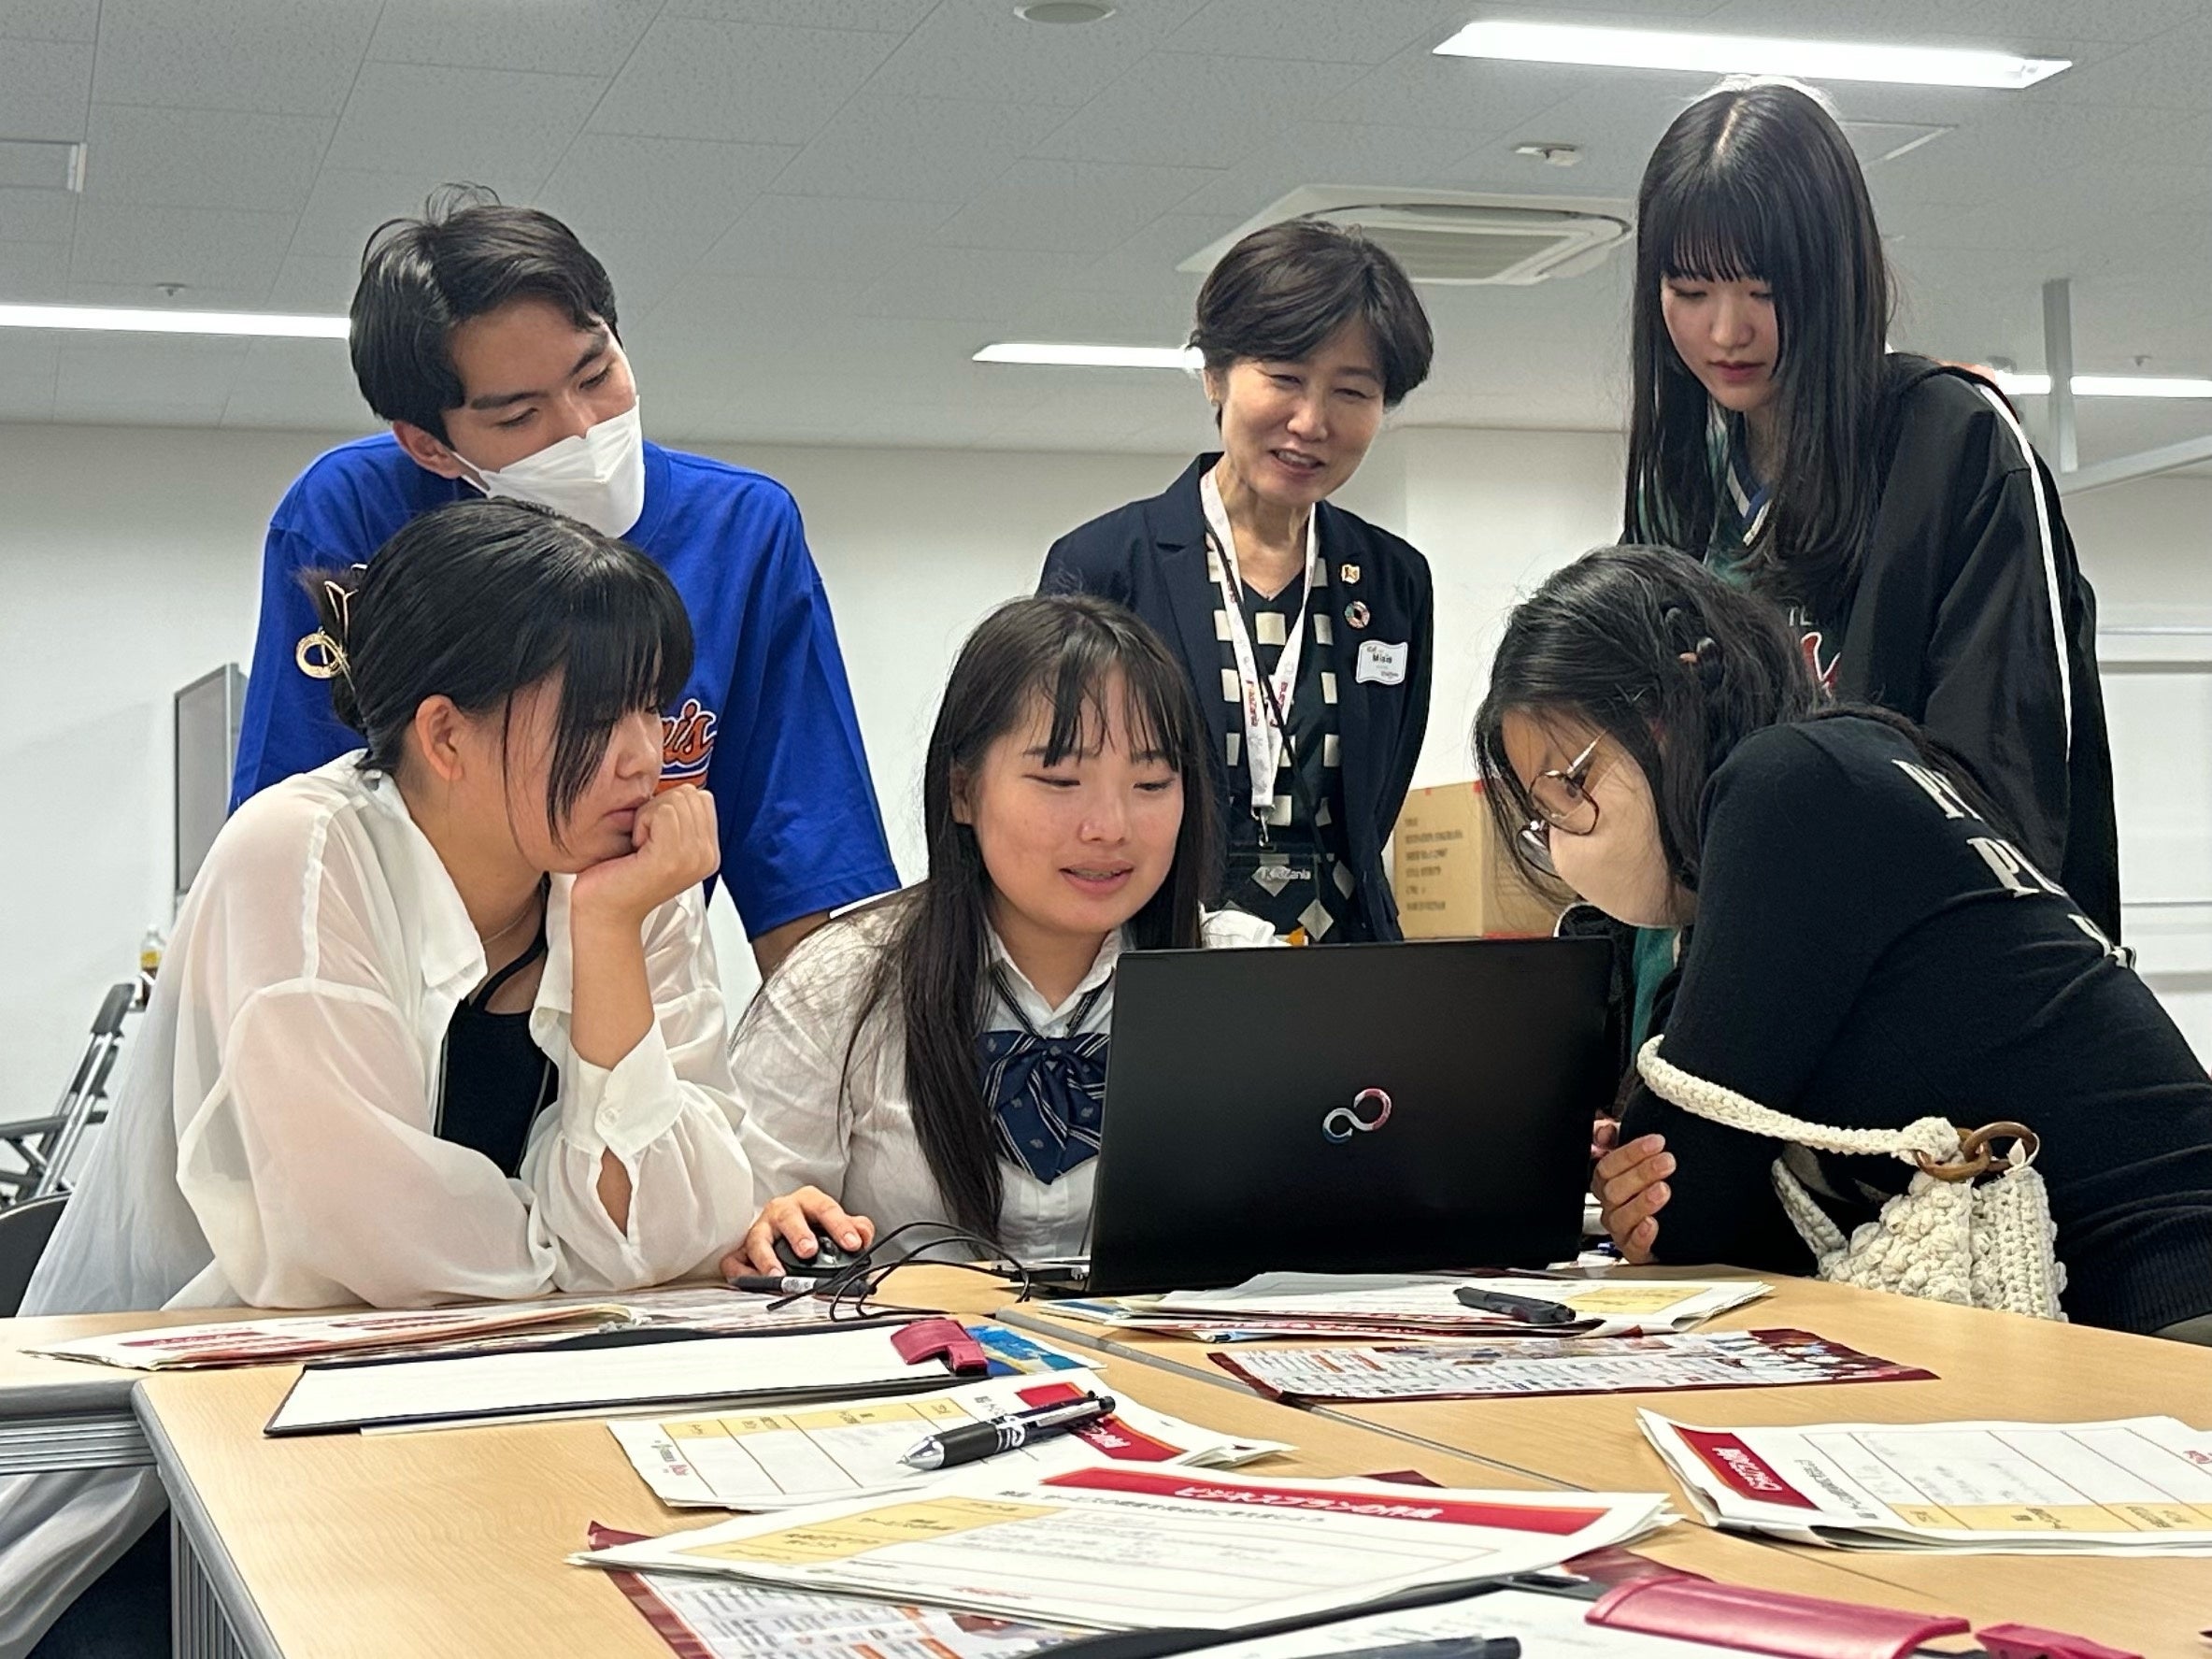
[294,630,350,681]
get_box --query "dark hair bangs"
[537,561,693,837]
[1032,627,1191,771]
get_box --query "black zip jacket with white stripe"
[1786,354,2120,938]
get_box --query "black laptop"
[1048,936,1614,1297]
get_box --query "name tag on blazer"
[1356,638,1409,686]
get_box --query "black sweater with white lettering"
[1621,715,2212,1335]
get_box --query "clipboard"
[264,1318,983,1437]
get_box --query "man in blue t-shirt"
[233,189,897,973]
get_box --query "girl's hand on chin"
[571,786,720,929]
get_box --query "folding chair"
[0,980,138,1205]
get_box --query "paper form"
[1148,1273,1769,1337]
[610,1370,1288,1509]
[1644,1411,2212,1552]
[614,1573,1070,1659]
[1212,1329,1932,1403]
[579,1466,1674,1630]
[1199,1585,1757,1658]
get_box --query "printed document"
[1644,1411,2212,1553]
[579,1466,1673,1630]
[613,1370,1287,1509]
[1148,1273,1768,1337]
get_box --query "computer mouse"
[773,1230,868,1278]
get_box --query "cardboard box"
[1392,779,1567,938]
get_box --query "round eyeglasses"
[1518,736,1603,880]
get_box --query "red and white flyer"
[1643,1411,2212,1554]
[578,1466,1674,1630]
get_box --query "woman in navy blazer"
[1041,222,1435,942]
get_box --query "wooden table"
[122,1267,1987,1659]
[0,1305,239,1476]
[998,1274,2212,1657]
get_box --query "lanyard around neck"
[1199,467,1320,820]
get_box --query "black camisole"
[436,909,557,1179]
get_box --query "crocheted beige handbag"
[1635,1038,2066,1320]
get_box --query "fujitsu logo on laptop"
[1320,1088,1392,1143]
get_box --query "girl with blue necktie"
[728,596,1272,1268]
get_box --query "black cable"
[764,1220,1038,1322]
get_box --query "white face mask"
[456,402,647,538]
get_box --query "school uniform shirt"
[0,756,756,1659]
[1040,454,1432,939]
[1620,715,2212,1337]
[735,902,1277,1261]
[1702,355,2119,939]
[230,433,899,937]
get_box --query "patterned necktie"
[978,966,1111,1183]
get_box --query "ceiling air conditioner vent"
[1180,187,1634,287]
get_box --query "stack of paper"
[612,1368,1288,1509]
[1056,1272,1769,1343]
[1212,1329,1933,1404]
[1644,1411,2212,1553]
[35,1284,868,1372]
[579,1466,1674,1631]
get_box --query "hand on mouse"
[725,1186,876,1280]
[1594,1133,1672,1265]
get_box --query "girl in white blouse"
[730,595,1273,1274]
[5,501,839,1659]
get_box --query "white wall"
[3,422,2207,1121]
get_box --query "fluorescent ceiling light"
[0,303,349,338]
[1995,372,2212,399]
[1434,20,2070,89]
[975,341,1200,369]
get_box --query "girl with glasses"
[1476,545,2212,1343]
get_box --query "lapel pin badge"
[1339,562,1361,584]
[1345,600,1371,630]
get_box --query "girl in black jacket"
[1622,79,2118,940]
[1042,222,1435,943]
[1477,546,2212,1342]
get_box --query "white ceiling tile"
[1330,50,1588,135]
[2039,17,2212,108]
[0,236,69,298]
[323,64,608,192]
[1053,210,1240,292]
[0,37,92,137]
[366,0,659,77]
[231,336,353,385]
[536,135,798,253]
[81,106,332,212]
[1168,122,1494,220]
[0,1,97,41]
[693,194,957,281]
[93,0,376,116]
[865,0,1214,106]
[694,194,955,285]
[0,332,62,387]
[855,245,1094,324]
[588,17,897,144]
[0,183,75,242]
[1161,0,1467,64]
[221,376,375,432]
[666,0,936,27]
[595,239,703,319]
[56,333,250,412]
[1005,283,1195,341]
[773,95,1067,202]
[264,254,361,313]
[68,204,294,296]
[932,159,1218,253]
[1703,0,2200,45]
[1028,52,1360,169]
